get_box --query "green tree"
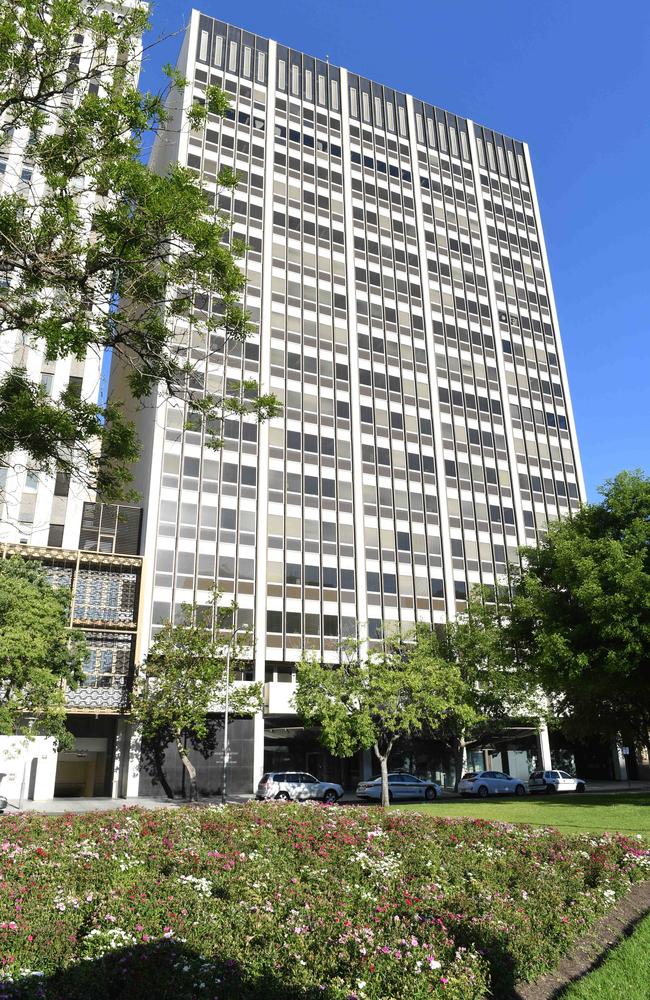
[294,626,467,808]
[0,555,85,746]
[437,591,537,785]
[511,469,650,746]
[130,595,262,801]
[0,0,279,499]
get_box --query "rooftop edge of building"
[191,8,527,151]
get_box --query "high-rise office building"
[120,10,584,795]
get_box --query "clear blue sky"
[140,0,650,500]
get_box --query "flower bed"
[0,804,648,999]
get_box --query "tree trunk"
[374,743,392,809]
[176,737,198,802]
[154,744,175,800]
[453,733,468,792]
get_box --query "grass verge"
[397,792,650,837]
[559,912,650,998]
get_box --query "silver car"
[457,771,527,797]
[356,772,443,803]
[529,769,586,794]
[256,771,343,804]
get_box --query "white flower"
[178,874,213,896]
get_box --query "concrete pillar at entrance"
[611,739,628,781]
[113,721,141,798]
[252,711,265,790]
[537,723,552,770]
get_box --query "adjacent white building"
[0,4,146,800]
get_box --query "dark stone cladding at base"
[137,716,255,798]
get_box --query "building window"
[368,619,382,639]
[54,470,70,497]
[228,40,238,73]
[256,50,265,82]
[397,532,410,551]
[267,610,282,633]
[242,45,252,78]
[47,523,64,547]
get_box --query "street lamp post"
[221,623,247,806]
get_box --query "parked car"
[529,769,586,794]
[256,771,344,804]
[0,774,6,815]
[457,771,527,798]
[356,772,443,803]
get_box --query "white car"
[356,772,443,803]
[529,769,586,794]
[256,772,344,804]
[457,771,527,798]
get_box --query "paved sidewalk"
[2,781,649,815]
[1,795,252,814]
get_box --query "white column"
[123,724,142,798]
[252,39,278,783]
[405,96,457,617]
[112,720,141,798]
[537,721,552,770]
[467,122,527,547]
[252,711,265,788]
[522,144,586,501]
[339,68,369,651]
[112,718,127,798]
[611,739,627,782]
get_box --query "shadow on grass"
[0,939,331,1000]
[513,900,650,999]
[396,792,650,810]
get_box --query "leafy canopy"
[0,0,280,499]
[511,470,650,740]
[295,627,468,762]
[436,590,539,752]
[0,555,85,746]
[130,596,263,747]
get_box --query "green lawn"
[559,913,650,999]
[397,792,650,837]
